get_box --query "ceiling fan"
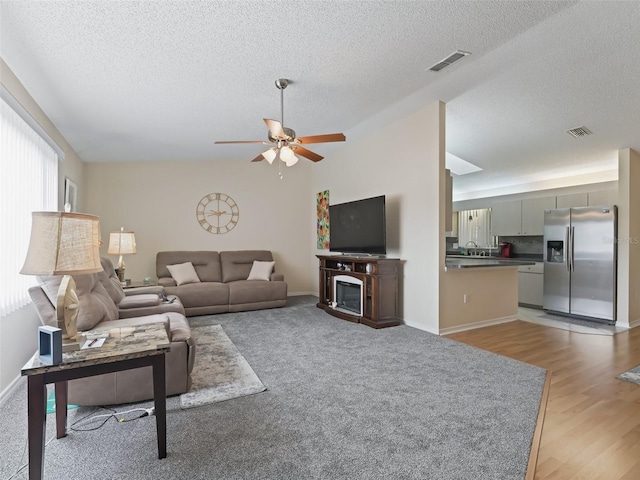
[215,78,346,166]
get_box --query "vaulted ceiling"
[1,1,638,199]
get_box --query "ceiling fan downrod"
[275,78,288,130]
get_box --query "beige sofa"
[28,257,195,406]
[156,250,287,316]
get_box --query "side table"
[21,322,170,480]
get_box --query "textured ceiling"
[1,1,639,198]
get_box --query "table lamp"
[20,211,103,351]
[107,227,136,284]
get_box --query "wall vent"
[566,126,593,138]
[428,50,471,72]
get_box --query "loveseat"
[156,250,287,316]
[28,257,195,406]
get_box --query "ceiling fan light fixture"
[280,146,295,162]
[284,154,299,167]
[262,148,277,164]
[215,78,345,169]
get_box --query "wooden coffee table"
[21,322,171,480]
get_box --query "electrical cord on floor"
[70,406,154,432]
[7,433,56,480]
[6,406,154,479]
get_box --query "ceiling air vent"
[427,50,471,72]
[566,126,593,138]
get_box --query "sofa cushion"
[165,282,230,309]
[220,250,274,283]
[167,262,201,286]
[228,280,287,305]
[157,251,222,282]
[247,261,275,281]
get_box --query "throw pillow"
[247,260,275,281]
[166,262,201,286]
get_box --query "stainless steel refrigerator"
[543,206,617,323]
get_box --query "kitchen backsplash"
[499,235,543,256]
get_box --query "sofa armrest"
[270,273,284,282]
[124,285,165,296]
[158,277,177,287]
[28,286,57,327]
[119,294,160,309]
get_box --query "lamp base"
[56,275,80,351]
[63,338,81,352]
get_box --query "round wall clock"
[196,193,239,234]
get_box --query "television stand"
[316,255,402,328]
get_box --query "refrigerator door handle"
[570,226,575,272]
[565,226,571,271]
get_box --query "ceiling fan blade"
[294,146,324,162]
[214,140,267,144]
[295,133,346,144]
[251,153,265,162]
[264,118,286,139]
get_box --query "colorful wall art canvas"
[317,190,330,249]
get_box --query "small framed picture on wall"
[64,177,77,212]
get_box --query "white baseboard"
[439,314,519,336]
[0,375,24,408]
[628,318,640,329]
[402,319,439,335]
[288,291,317,297]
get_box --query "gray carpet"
[180,324,266,409]
[0,296,546,480]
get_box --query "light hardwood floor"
[447,320,640,480]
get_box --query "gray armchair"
[28,257,195,406]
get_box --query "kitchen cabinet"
[554,190,617,208]
[521,197,556,234]
[588,189,617,207]
[450,211,459,237]
[518,263,543,307]
[445,169,453,232]
[491,196,555,236]
[491,200,522,236]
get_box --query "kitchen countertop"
[445,256,537,269]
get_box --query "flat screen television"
[329,195,386,255]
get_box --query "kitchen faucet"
[465,241,478,256]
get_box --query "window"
[457,208,493,248]
[0,96,58,317]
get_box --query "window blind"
[0,97,58,317]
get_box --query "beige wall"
[439,267,519,333]
[0,59,86,395]
[616,148,640,327]
[84,159,314,294]
[311,102,445,333]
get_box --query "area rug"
[616,365,640,385]
[180,324,266,409]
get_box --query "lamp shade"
[108,229,136,256]
[20,212,102,276]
